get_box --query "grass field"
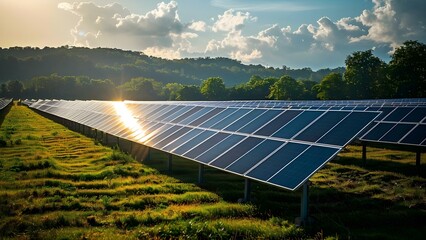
[0,104,425,239]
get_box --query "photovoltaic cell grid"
[359,106,426,146]
[178,99,426,147]
[29,99,379,190]
[172,99,426,110]
[0,99,12,110]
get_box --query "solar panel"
[360,106,426,147]
[29,99,380,191]
[180,99,426,148]
[0,99,13,111]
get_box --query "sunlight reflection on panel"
[113,102,147,142]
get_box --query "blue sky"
[0,0,424,69]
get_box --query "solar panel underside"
[30,100,380,190]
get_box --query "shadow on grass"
[336,156,425,178]
[142,149,426,240]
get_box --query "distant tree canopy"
[389,40,426,98]
[201,77,227,100]
[0,41,425,100]
[118,77,163,101]
[344,50,387,99]
[315,40,426,100]
[0,46,344,87]
[316,73,347,100]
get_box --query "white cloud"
[205,0,425,67]
[337,17,361,31]
[57,2,73,11]
[352,0,426,50]
[57,0,426,69]
[231,49,262,62]
[144,47,181,59]
[188,21,206,32]
[212,9,256,32]
[58,1,194,57]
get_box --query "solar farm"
[23,99,425,218]
[0,98,13,127]
[0,98,425,239]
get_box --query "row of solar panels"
[0,98,13,111]
[170,100,426,147]
[190,99,426,108]
[27,99,380,190]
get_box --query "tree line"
[0,46,343,87]
[0,41,424,100]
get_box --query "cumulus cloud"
[352,0,426,50]
[231,49,262,62]
[143,47,181,59]
[204,0,425,67]
[212,9,256,32]
[58,0,426,68]
[58,1,196,56]
[188,21,206,32]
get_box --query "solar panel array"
[0,98,13,111]
[360,106,426,147]
[176,99,426,147]
[29,100,380,190]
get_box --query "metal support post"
[300,181,309,225]
[198,164,204,184]
[168,154,173,173]
[362,142,367,166]
[146,148,151,161]
[244,178,251,202]
[416,150,421,174]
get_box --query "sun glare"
[113,102,146,142]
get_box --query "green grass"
[0,105,307,239]
[0,104,425,239]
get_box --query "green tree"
[316,73,347,100]
[389,40,426,98]
[228,84,251,100]
[0,83,7,97]
[268,75,303,100]
[298,79,318,99]
[163,83,183,100]
[245,75,277,99]
[200,77,227,100]
[177,85,204,101]
[344,50,387,99]
[7,80,24,98]
[119,77,163,100]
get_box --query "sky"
[0,0,425,70]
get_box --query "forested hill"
[0,46,344,86]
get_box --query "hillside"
[0,46,344,86]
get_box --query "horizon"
[1,0,425,70]
[0,45,348,71]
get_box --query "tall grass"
[0,105,311,239]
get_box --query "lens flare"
[113,102,147,142]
